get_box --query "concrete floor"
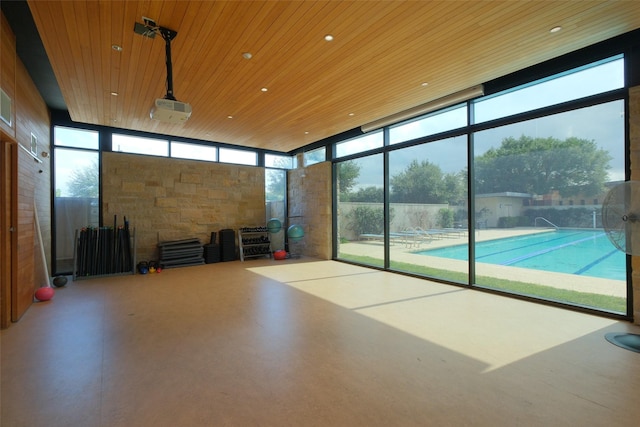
[2,258,640,426]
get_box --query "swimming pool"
[415,229,626,281]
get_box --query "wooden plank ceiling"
[27,1,640,153]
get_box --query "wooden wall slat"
[27,0,640,152]
[2,10,52,324]
[1,12,17,139]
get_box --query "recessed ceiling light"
[112,44,123,52]
[324,34,334,41]
[261,87,268,92]
[227,115,233,119]
[421,82,429,87]
[348,112,355,116]
[110,92,118,96]
[242,52,252,60]
[304,131,309,135]
[550,26,562,33]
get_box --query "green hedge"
[347,206,395,236]
[523,207,600,228]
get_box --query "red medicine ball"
[35,287,55,302]
[273,250,287,260]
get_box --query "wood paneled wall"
[0,12,16,140]
[0,11,16,328]
[0,10,51,327]
[16,55,51,277]
[13,64,51,322]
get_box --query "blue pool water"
[416,230,625,281]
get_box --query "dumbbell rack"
[238,227,272,261]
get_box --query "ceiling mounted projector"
[150,98,192,124]
[135,19,191,124]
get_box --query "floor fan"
[601,181,640,353]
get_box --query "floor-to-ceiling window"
[333,52,629,316]
[389,136,469,283]
[336,153,385,268]
[335,132,385,267]
[265,154,292,251]
[53,126,100,274]
[470,55,625,312]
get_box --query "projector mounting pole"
[134,18,192,123]
[159,26,178,101]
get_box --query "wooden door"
[0,138,17,328]
[13,146,37,322]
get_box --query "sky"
[54,128,99,196]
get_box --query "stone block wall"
[288,160,332,259]
[102,152,265,261]
[630,85,640,324]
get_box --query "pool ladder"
[534,217,559,229]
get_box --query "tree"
[347,186,384,203]
[346,206,394,237]
[67,161,98,197]
[337,160,361,200]
[265,169,286,201]
[266,157,294,201]
[443,171,466,205]
[437,208,454,228]
[347,206,385,236]
[475,135,611,197]
[390,160,464,204]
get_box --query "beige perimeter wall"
[288,160,332,260]
[102,152,265,262]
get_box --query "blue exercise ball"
[287,224,304,242]
[267,218,282,233]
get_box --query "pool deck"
[338,228,625,298]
